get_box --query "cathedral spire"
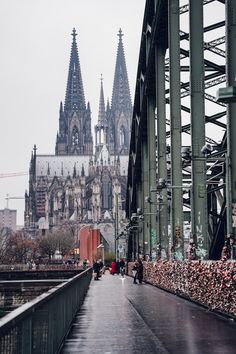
[109,29,132,155]
[64,28,86,113]
[111,29,132,113]
[98,74,107,126]
[56,29,93,156]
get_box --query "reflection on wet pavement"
[60,273,236,354]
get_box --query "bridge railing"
[0,268,92,354]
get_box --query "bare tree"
[56,228,75,257]
[37,231,58,260]
[0,226,13,263]
[8,231,36,263]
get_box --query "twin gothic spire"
[56,28,132,157]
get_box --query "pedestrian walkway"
[60,272,236,354]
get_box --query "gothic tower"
[109,28,132,155]
[95,75,108,159]
[55,28,93,155]
[25,28,131,246]
[92,29,132,228]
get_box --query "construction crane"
[0,172,28,178]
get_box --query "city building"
[0,208,17,232]
[24,28,132,252]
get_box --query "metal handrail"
[0,268,93,354]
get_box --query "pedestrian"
[83,259,87,269]
[132,261,138,284]
[111,259,116,275]
[119,258,125,277]
[116,260,120,274]
[99,259,104,275]
[136,258,143,284]
[93,260,100,280]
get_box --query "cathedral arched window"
[72,126,79,147]
[120,126,125,146]
[102,173,112,210]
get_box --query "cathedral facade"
[24,28,132,249]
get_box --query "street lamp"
[216,86,236,103]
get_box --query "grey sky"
[0,0,146,225]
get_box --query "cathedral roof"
[35,154,129,177]
[36,155,91,177]
[64,28,86,113]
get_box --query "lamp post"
[114,193,119,261]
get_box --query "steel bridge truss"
[126,0,236,261]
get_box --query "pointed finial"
[100,73,103,83]
[118,28,123,41]
[81,164,85,177]
[73,163,77,178]
[71,28,77,41]
[47,163,50,176]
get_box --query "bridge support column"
[226,0,236,255]
[136,182,143,259]
[147,95,158,260]
[189,0,208,259]
[155,45,169,259]
[142,129,150,259]
[168,0,184,260]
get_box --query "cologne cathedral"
[24,28,132,248]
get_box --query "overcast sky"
[0,0,146,225]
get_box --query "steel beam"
[155,44,169,259]
[168,0,184,260]
[189,0,208,259]
[142,128,149,258]
[226,0,236,239]
[147,95,157,259]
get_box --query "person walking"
[93,260,100,280]
[119,258,125,277]
[132,260,138,284]
[136,259,143,284]
[116,260,120,274]
[111,260,116,275]
[99,259,104,275]
[83,259,88,269]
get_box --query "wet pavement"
[60,272,236,354]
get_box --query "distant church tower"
[56,29,93,155]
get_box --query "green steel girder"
[127,0,230,261]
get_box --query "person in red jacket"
[111,260,116,275]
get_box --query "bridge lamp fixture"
[216,86,236,103]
